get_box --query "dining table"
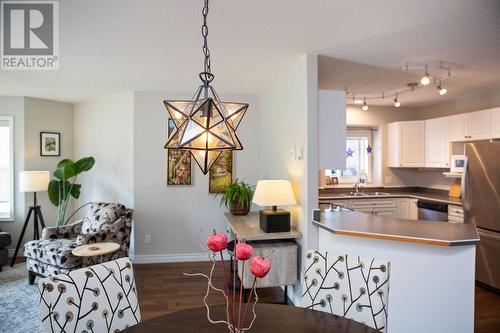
[122,303,379,333]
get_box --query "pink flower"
[206,232,228,252]
[250,256,271,278]
[235,243,253,261]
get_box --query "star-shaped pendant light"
[164,0,248,174]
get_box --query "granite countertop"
[318,191,462,205]
[313,207,479,247]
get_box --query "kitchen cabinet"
[388,121,425,167]
[490,107,500,139]
[349,198,398,216]
[448,204,464,223]
[450,110,490,142]
[449,114,469,141]
[318,90,346,170]
[425,117,450,168]
[409,199,419,220]
[397,198,410,219]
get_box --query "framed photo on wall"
[209,150,233,193]
[40,132,60,156]
[167,149,192,186]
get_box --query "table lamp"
[252,180,296,233]
[10,171,50,267]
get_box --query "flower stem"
[237,262,245,329]
[219,251,235,329]
[240,276,257,331]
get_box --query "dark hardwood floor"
[133,261,500,332]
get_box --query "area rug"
[0,264,40,333]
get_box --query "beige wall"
[24,97,75,227]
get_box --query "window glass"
[325,128,373,184]
[0,117,13,220]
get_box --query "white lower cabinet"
[397,198,410,219]
[448,204,464,223]
[409,199,419,220]
[321,197,420,220]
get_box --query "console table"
[224,212,302,303]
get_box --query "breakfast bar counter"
[313,207,479,246]
[313,207,478,333]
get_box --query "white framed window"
[0,116,14,221]
[325,127,374,184]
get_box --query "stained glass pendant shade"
[163,0,248,174]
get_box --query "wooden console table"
[223,212,302,303]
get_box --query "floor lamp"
[10,171,50,267]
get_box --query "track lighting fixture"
[394,94,401,108]
[362,98,368,111]
[437,80,447,95]
[420,65,431,86]
[347,61,451,107]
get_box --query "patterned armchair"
[24,202,133,284]
[302,251,390,332]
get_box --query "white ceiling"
[1,0,499,104]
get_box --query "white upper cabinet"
[490,107,500,139]
[388,121,425,167]
[450,110,490,142]
[449,114,468,142]
[318,90,346,170]
[425,116,450,168]
[469,110,490,140]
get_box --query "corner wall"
[74,91,134,208]
[259,54,319,304]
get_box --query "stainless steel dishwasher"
[417,200,448,221]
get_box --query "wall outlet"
[145,234,151,244]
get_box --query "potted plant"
[219,180,254,215]
[48,157,95,225]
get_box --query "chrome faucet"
[353,182,364,195]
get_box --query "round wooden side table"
[72,242,120,261]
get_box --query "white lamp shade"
[252,180,297,207]
[19,171,50,192]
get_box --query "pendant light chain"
[200,0,213,86]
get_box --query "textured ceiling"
[0,0,499,104]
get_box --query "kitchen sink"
[341,191,391,197]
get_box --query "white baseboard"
[130,252,230,264]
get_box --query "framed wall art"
[40,132,60,156]
[208,150,233,193]
[167,149,192,186]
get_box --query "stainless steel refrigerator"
[462,141,500,291]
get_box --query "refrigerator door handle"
[460,156,468,204]
[477,228,500,241]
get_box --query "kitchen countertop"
[313,207,479,246]
[318,191,462,205]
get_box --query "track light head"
[438,86,447,95]
[394,98,401,108]
[362,98,368,111]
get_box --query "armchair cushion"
[80,202,126,235]
[24,238,80,269]
[41,220,83,240]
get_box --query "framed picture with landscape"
[40,132,60,156]
[167,149,192,186]
[209,150,233,193]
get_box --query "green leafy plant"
[48,157,95,225]
[218,180,254,215]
